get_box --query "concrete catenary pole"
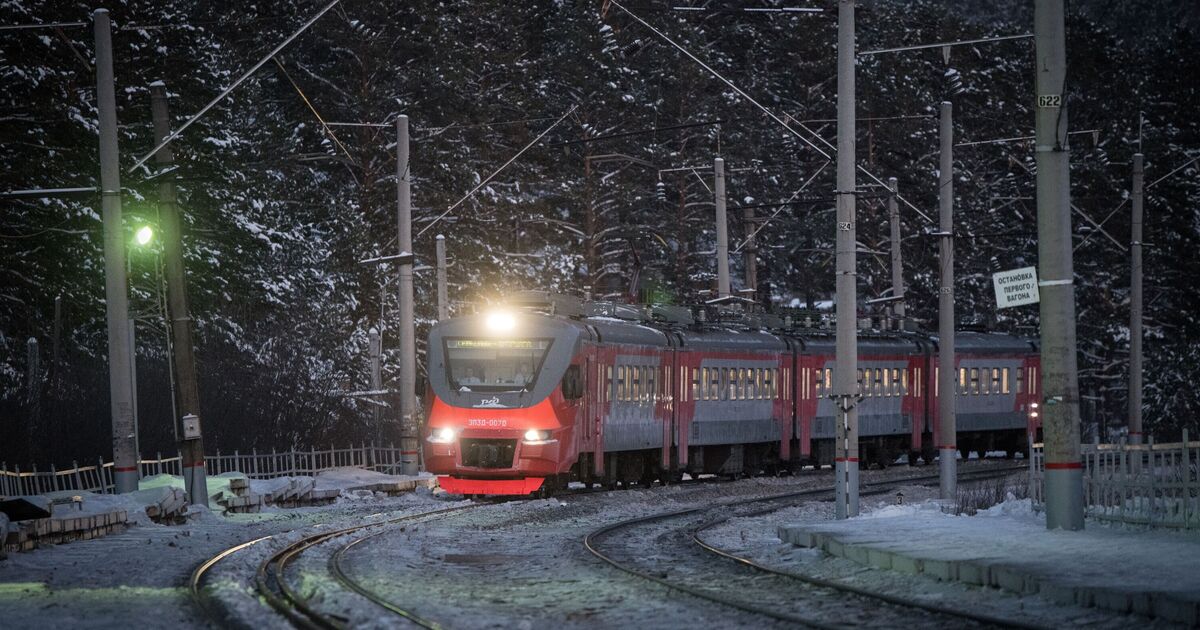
[714,157,731,298]
[1034,0,1084,530]
[937,101,957,500]
[396,115,419,475]
[151,82,208,507]
[834,0,860,519]
[95,9,138,493]
[1128,153,1144,444]
[436,234,448,321]
[743,206,758,297]
[128,319,139,457]
[887,177,905,320]
[369,327,383,444]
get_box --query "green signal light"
[135,225,153,246]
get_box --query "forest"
[1,0,1197,467]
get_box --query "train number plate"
[468,418,508,427]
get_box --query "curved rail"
[585,467,1029,629]
[191,504,479,629]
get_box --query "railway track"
[190,503,479,630]
[191,462,1026,629]
[584,466,1041,629]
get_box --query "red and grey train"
[424,293,1042,496]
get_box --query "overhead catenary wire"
[606,0,832,163]
[859,33,1033,57]
[416,105,579,239]
[271,57,358,185]
[1074,151,1199,252]
[783,113,935,224]
[127,0,342,173]
[733,160,831,253]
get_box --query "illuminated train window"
[970,368,980,395]
[709,368,720,400]
[1002,368,1010,394]
[692,368,700,401]
[444,338,552,392]
[875,368,884,397]
[992,368,1001,394]
[1016,367,1024,393]
[765,368,775,399]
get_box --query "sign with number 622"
[1037,94,1062,108]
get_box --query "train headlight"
[1030,402,1039,409]
[486,310,516,333]
[428,427,458,444]
[1030,412,1039,418]
[523,429,552,443]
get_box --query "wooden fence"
[0,444,415,497]
[1030,430,1199,530]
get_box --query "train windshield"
[444,338,553,392]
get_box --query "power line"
[416,105,578,239]
[271,57,357,179]
[127,0,342,173]
[0,21,88,31]
[606,0,832,162]
[550,119,724,147]
[859,33,1032,57]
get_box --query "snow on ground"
[0,485,451,630]
[701,485,1193,628]
[312,466,433,492]
[0,461,1059,629]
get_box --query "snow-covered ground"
[2,461,1127,629]
[703,488,1195,628]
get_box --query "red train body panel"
[423,296,1041,495]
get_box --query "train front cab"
[423,310,585,496]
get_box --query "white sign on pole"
[993,266,1040,308]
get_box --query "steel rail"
[190,503,479,629]
[257,504,481,629]
[584,466,1027,628]
[690,479,1048,630]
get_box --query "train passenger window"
[980,368,990,395]
[970,368,980,395]
[1016,367,1023,393]
[816,368,824,396]
[958,367,967,394]
[710,367,720,400]
[991,368,1000,395]
[875,368,884,397]
[727,368,737,400]
[824,368,832,397]
[1002,368,1010,394]
[882,368,891,396]
[615,366,625,401]
[757,368,765,399]
[603,366,610,402]
[692,368,700,401]
[765,369,774,399]
[892,368,902,396]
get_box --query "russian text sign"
[993,266,1040,308]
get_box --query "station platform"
[777,500,1200,625]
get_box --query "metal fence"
[1030,430,1199,530]
[0,444,415,497]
